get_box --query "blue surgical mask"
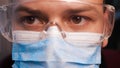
[12,26,103,68]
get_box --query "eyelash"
[18,15,47,26]
[20,16,39,24]
[67,15,91,25]
[17,15,91,27]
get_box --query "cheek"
[96,22,104,33]
[12,22,23,30]
[87,20,104,33]
[94,15,104,33]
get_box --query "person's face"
[10,0,112,47]
[12,0,105,33]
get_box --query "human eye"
[69,15,90,26]
[18,15,46,26]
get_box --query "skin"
[13,0,108,47]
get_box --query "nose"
[44,22,66,38]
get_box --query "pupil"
[25,16,35,24]
[72,16,82,24]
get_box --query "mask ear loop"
[103,4,115,40]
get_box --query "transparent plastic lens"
[103,5,115,38]
[0,0,115,43]
[12,1,104,32]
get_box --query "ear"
[102,5,115,47]
[102,38,108,48]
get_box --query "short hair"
[103,0,106,4]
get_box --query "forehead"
[14,0,104,16]
[14,0,104,13]
[15,0,104,11]
[17,0,103,4]
[14,0,104,21]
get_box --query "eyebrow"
[63,6,99,15]
[15,6,49,21]
[63,6,101,21]
[15,5,99,19]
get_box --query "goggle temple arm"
[103,4,115,39]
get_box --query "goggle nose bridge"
[44,22,61,31]
[43,21,66,38]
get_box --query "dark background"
[104,0,120,50]
[101,0,120,68]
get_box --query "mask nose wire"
[43,21,66,39]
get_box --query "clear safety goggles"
[0,0,115,43]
